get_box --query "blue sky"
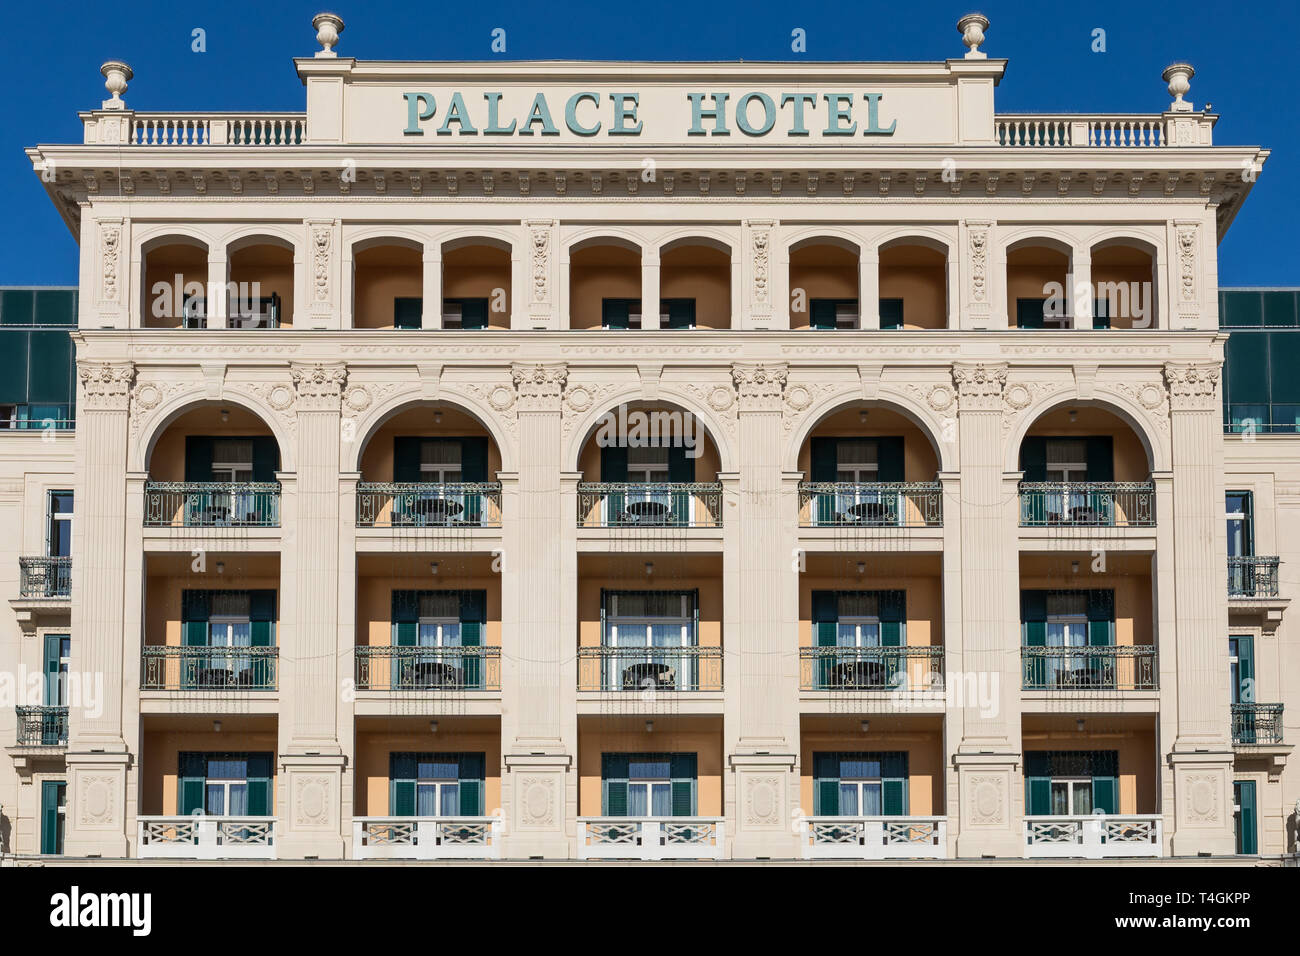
[1,0,1293,285]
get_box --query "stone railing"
[800,816,947,860]
[126,113,306,146]
[1023,815,1162,859]
[137,816,277,860]
[996,115,1171,147]
[352,817,504,860]
[575,818,725,861]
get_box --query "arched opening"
[569,238,641,330]
[353,241,423,330]
[1007,240,1073,329]
[141,238,208,329]
[355,403,503,529]
[659,239,732,330]
[789,238,860,330]
[1091,241,1158,330]
[227,240,293,329]
[442,241,511,330]
[879,241,948,330]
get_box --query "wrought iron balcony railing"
[1021,645,1158,691]
[577,482,723,528]
[353,817,504,860]
[1018,481,1156,527]
[14,705,68,746]
[1232,703,1284,745]
[1228,556,1281,598]
[577,646,723,692]
[801,816,947,860]
[356,482,502,528]
[18,556,71,598]
[141,646,278,690]
[1023,815,1162,859]
[799,646,944,692]
[144,481,281,528]
[137,816,277,860]
[798,482,943,528]
[354,646,501,691]
[576,818,725,861]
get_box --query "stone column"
[64,361,135,857]
[278,362,348,858]
[1164,362,1236,855]
[500,363,573,856]
[421,244,443,330]
[948,363,1023,857]
[1072,247,1093,329]
[726,363,800,858]
[205,249,228,328]
[858,248,880,330]
[641,248,661,330]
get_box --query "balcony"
[352,817,503,860]
[800,816,946,860]
[1232,703,1284,745]
[1228,556,1280,598]
[575,818,725,860]
[14,705,68,746]
[1023,815,1162,859]
[799,646,944,692]
[577,646,723,692]
[995,114,1185,147]
[356,482,502,529]
[140,646,278,691]
[577,482,722,528]
[124,113,305,146]
[354,646,501,691]
[1021,646,1158,691]
[144,481,281,528]
[799,482,943,528]
[137,816,277,860]
[1018,481,1156,528]
[18,556,71,599]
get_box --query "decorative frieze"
[732,362,788,412]
[1164,361,1220,411]
[511,362,568,412]
[290,362,348,411]
[78,361,135,411]
[952,362,1007,411]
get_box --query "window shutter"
[1024,752,1051,815]
[43,634,62,706]
[458,752,485,815]
[1085,436,1114,481]
[390,753,417,816]
[1092,298,1111,330]
[1236,635,1255,703]
[1021,591,1047,645]
[668,445,692,525]
[246,752,273,816]
[1236,781,1258,854]
[812,591,839,689]
[40,780,64,854]
[602,298,630,330]
[461,298,489,330]
[670,753,697,817]
[1090,750,1119,815]
[181,591,210,646]
[876,436,905,483]
[812,752,840,815]
[1020,436,1048,482]
[882,752,909,816]
[460,436,490,525]
[391,590,419,649]
[393,437,422,483]
[1016,298,1046,329]
[601,444,628,521]
[459,590,486,688]
[810,299,837,330]
[879,590,906,648]
[393,296,423,329]
[810,437,838,524]
[251,437,279,483]
[1086,589,1114,647]
[601,753,630,816]
[664,298,695,329]
[178,752,206,815]
[184,436,214,482]
[879,297,904,329]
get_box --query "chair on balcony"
[621,662,677,691]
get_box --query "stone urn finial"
[312,12,344,57]
[957,13,990,59]
[1163,62,1195,112]
[100,60,133,110]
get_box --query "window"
[416,758,461,816]
[1021,590,1115,688]
[836,592,882,649]
[178,752,272,817]
[1229,635,1254,705]
[47,490,72,558]
[1050,778,1094,815]
[442,298,489,330]
[811,591,906,689]
[420,440,463,483]
[1016,297,1072,330]
[879,298,904,330]
[418,592,462,648]
[40,780,66,854]
[627,444,669,483]
[45,634,70,707]
[1025,751,1118,816]
[603,591,698,691]
[1226,492,1254,558]
[601,753,696,817]
[389,752,485,816]
[601,298,642,330]
[181,294,206,329]
[205,757,251,815]
[227,293,280,330]
[211,440,254,483]
[810,298,859,330]
[660,298,695,329]
[390,590,485,689]
[181,591,275,688]
[394,296,422,330]
[628,758,672,816]
[813,752,908,816]
[1234,780,1258,854]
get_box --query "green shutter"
[459,590,486,688]
[459,752,485,815]
[251,437,279,482]
[668,445,692,525]
[43,634,62,706]
[392,590,419,646]
[1085,437,1114,481]
[246,753,272,816]
[393,436,422,483]
[1016,298,1046,329]
[670,753,697,817]
[813,752,840,815]
[390,753,417,816]
[601,444,628,522]
[394,296,423,329]
[665,298,695,329]
[1236,635,1255,704]
[184,436,214,482]
[1086,589,1114,647]
[1022,590,1047,688]
[602,298,631,330]
[459,298,489,330]
[602,753,630,816]
[1024,752,1051,815]
[812,591,839,689]
[879,298,904,330]
[810,436,838,524]
[876,436,905,483]
[248,590,275,688]
[460,436,489,524]
[881,752,908,816]
[1020,436,1048,482]
[182,590,210,646]
[40,780,64,854]
[178,752,206,815]
[1235,781,1258,854]
[28,332,74,404]
[879,590,905,656]
[1090,751,1119,815]
[810,299,837,330]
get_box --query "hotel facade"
[2,13,1295,863]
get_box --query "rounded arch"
[347,390,517,474]
[1088,232,1161,257]
[1002,230,1076,258]
[876,229,953,257]
[133,392,294,474]
[562,387,737,474]
[787,229,861,256]
[138,229,210,257]
[439,230,515,255]
[222,227,299,257]
[349,230,426,257]
[658,231,734,257]
[781,389,954,474]
[1002,391,1167,474]
[566,232,644,257]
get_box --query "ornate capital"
[77,361,135,411]
[952,362,1007,411]
[732,362,788,411]
[290,363,348,411]
[1163,361,1220,411]
[511,362,567,411]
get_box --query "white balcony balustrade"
[1022,815,1162,859]
[576,818,725,860]
[800,816,947,860]
[137,816,277,860]
[352,817,504,860]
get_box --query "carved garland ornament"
[78,361,135,410]
[751,228,770,306]
[1177,225,1197,303]
[100,224,122,304]
[968,227,988,303]
[531,226,550,304]
[312,225,332,303]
